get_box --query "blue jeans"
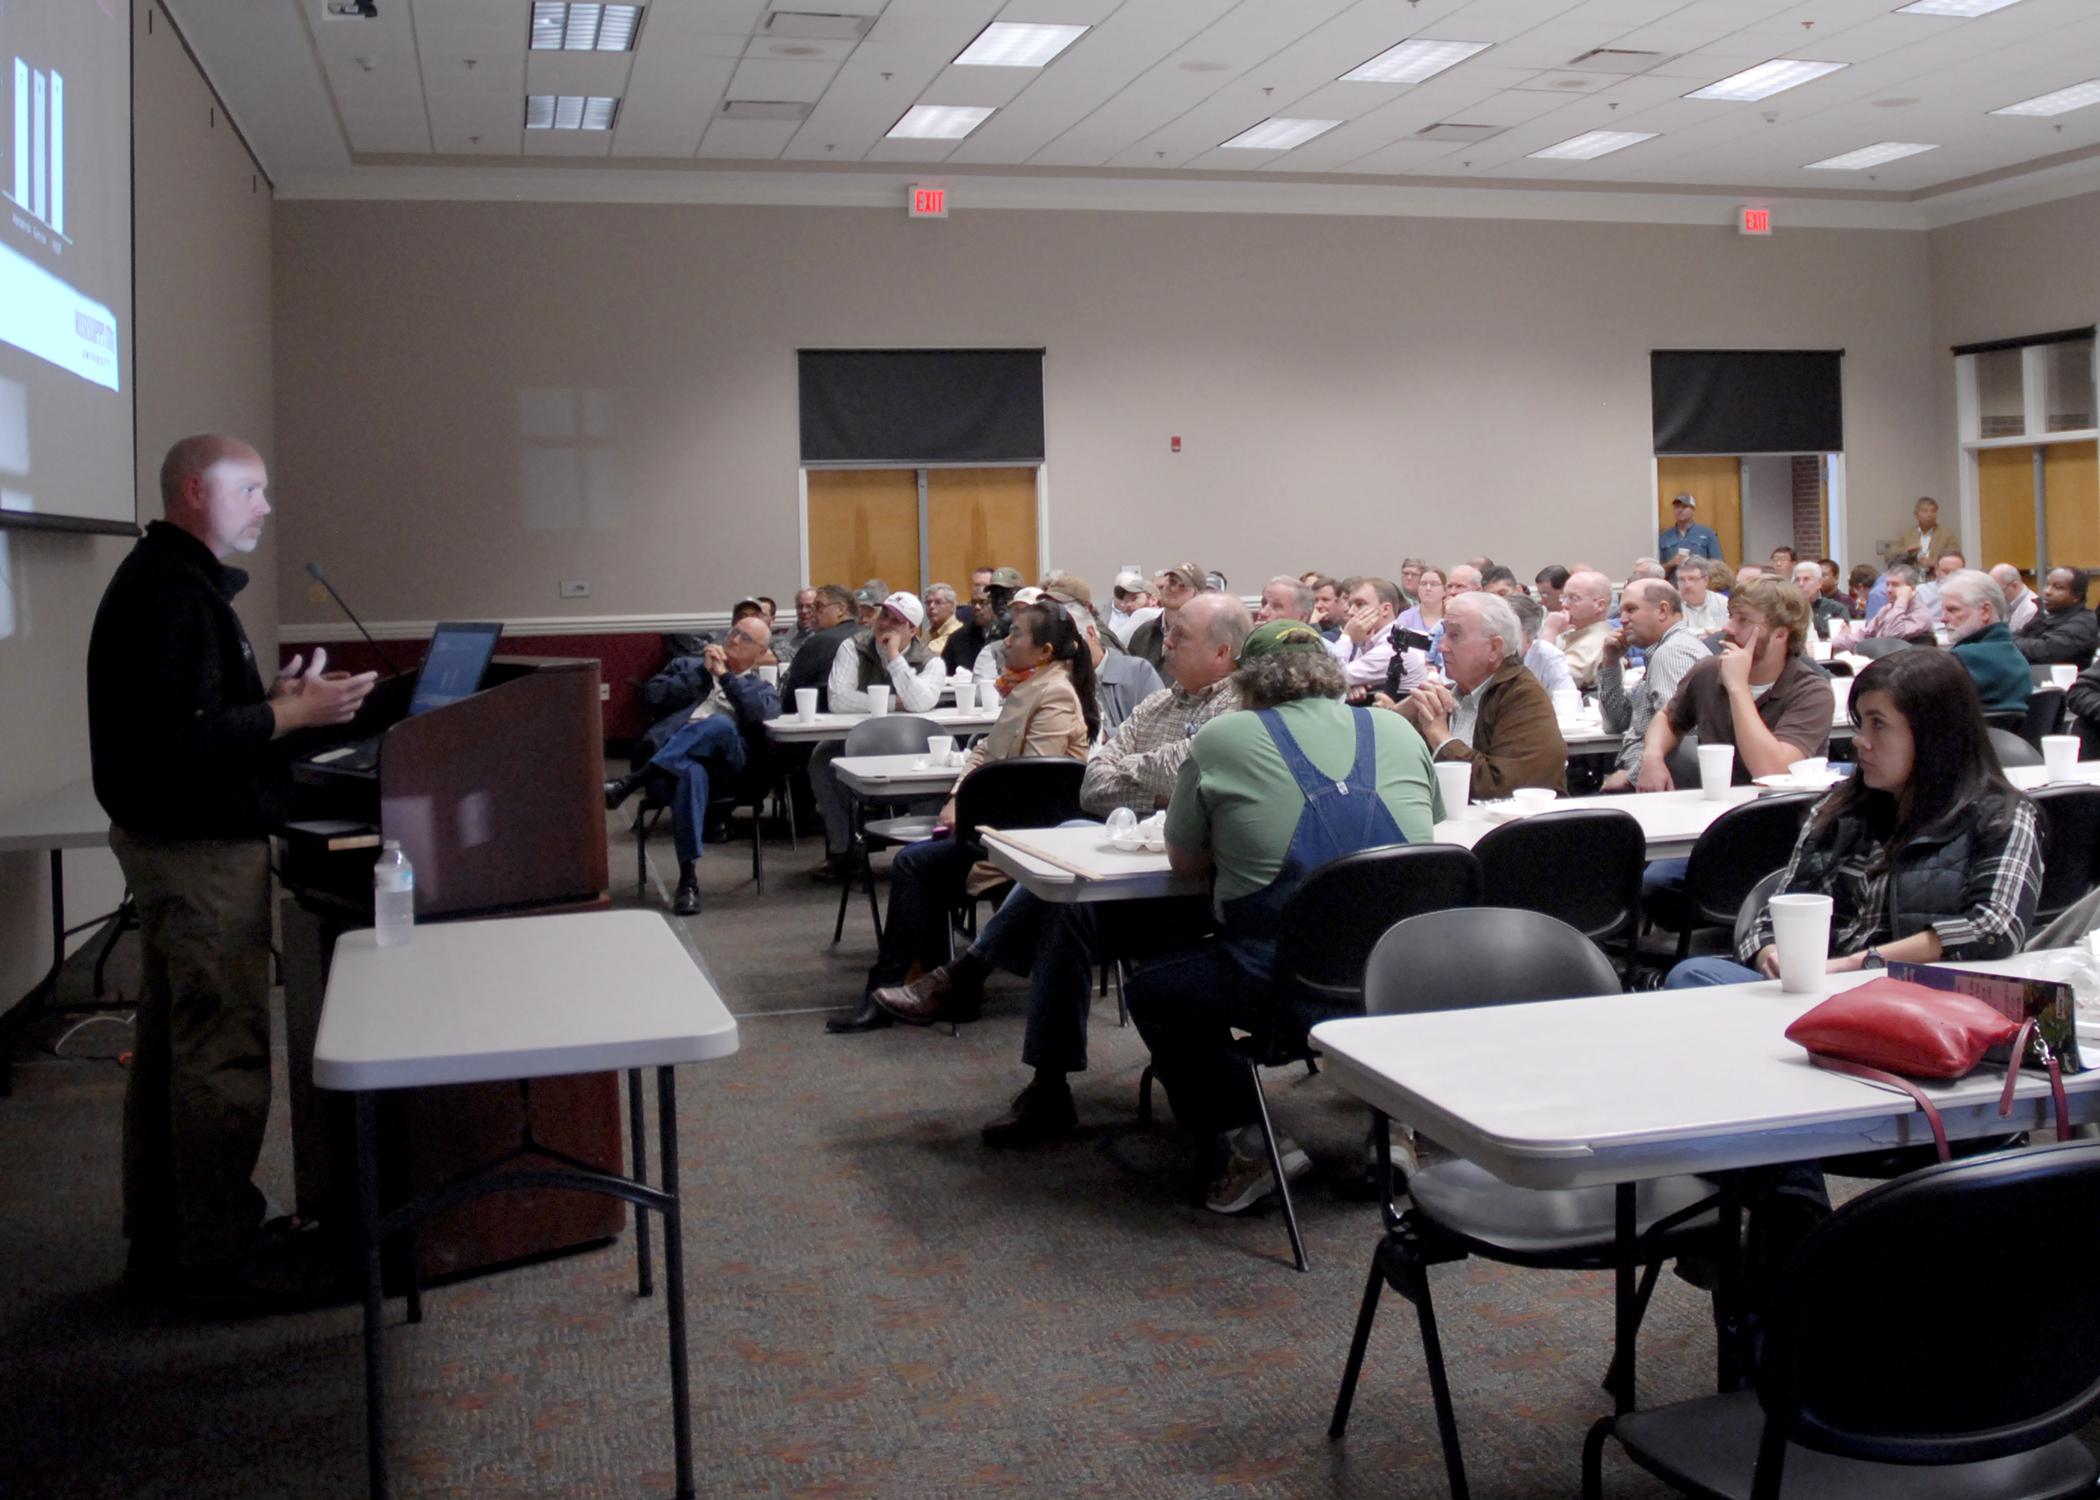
[1665,956,1762,987]
[647,714,746,866]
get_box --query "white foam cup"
[952,680,978,712]
[2044,734,2080,780]
[2053,665,2078,690]
[795,687,818,722]
[1697,743,1736,799]
[757,664,779,687]
[1434,761,1472,815]
[867,685,891,716]
[1551,689,1582,717]
[1768,893,1834,994]
[927,734,955,761]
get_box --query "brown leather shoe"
[872,965,980,1026]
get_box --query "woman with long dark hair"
[828,601,1096,1033]
[1669,645,2042,984]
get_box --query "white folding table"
[831,752,965,801]
[314,909,740,1500]
[0,775,122,1094]
[765,705,1000,744]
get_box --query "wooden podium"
[281,657,624,1281]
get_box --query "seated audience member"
[974,585,1046,685]
[1205,570,1229,594]
[605,617,779,915]
[870,596,1251,1134]
[2066,656,2100,755]
[781,584,858,711]
[1465,554,1495,575]
[1554,568,1614,691]
[1127,563,1206,670]
[1847,564,1878,618]
[1768,545,1797,574]
[854,581,889,628]
[1510,594,1573,697]
[1390,591,1568,797]
[1479,564,1521,597]
[1791,561,1851,638]
[2015,566,2100,666]
[1059,590,1163,735]
[1917,550,1965,618]
[1676,557,1728,640]
[1734,563,1765,584]
[1639,575,1834,794]
[1993,563,2040,634]
[1659,494,1721,567]
[1446,562,1483,598]
[1534,565,1569,613]
[776,587,818,665]
[807,593,947,877]
[1815,559,1852,618]
[1309,575,1346,641]
[920,583,963,654]
[1255,575,1315,624]
[1669,648,2039,987]
[1598,579,1708,792]
[831,603,1097,1034]
[1397,558,1428,610]
[1626,557,1665,583]
[942,567,1021,674]
[1327,575,1414,697]
[1126,621,1443,1212]
[1109,570,1160,645]
[1940,568,2033,716]
[1835,563,1934,647]
[1396,566,1446,659]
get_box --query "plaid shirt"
[1080,677,1239,816]
[1742,797,2041,963]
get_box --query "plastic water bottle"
[374,840,415,947]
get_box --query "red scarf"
[995,662,1040,698]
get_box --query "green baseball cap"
[987,567,1025,591]
[1237,620,1330,664]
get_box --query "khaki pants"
[110,828,273,1272]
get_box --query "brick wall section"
[1790,456,1825,559]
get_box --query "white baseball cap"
[1012,586,1045,605]
[1113,569,1147,595]
[880,591,925,628]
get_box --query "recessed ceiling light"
[954,21,1087,68]
[529,3,642,52]
[1687,59,1847,102]
[1805,141,1938,169]
[1896,0,2028,15]
[1528,129,1658,160]
[887,104,994,140]
[1341,38,1490,85]
[1220,117,1344,150]
[526,94,620,129]
[1991,79,2100,117]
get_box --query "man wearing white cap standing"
[808,592,948,879]
[1108,570,1160,645]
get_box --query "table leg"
[1611,1182,1636,1413]
[1714,1174,1747,1392]
[355,1091,389,1500]
[656,1065,695,1500]
[629,1067,653,1298]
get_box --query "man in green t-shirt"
[1131,621,1443,1216]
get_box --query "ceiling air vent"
[720,100,811,121]
[1565,47,1673,75]
[1415,122,1503,142]
[762,11,875,41]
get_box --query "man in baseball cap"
[853,581,890,628]
[1659,494,1720,567]
[1125,563,1209,671]
[808,588,947,879]
[1110,570,1160,645]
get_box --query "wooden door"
[1979,446,2037,574]
[1656,456,1742,566]
[2045,440,2100,577]
[927,467,1038,592]
[807,469,922,594]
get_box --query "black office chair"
[1643,791,1820,961]
[1989,726,2045,770]
[941,758,1086,1026]
[1329,909,1722,1498]
[1985,710,2028,734]
[1584,1141,2100,1500]
[2023,688,2068,746]
[1475,808,1645,980]
[2032,785,2100,926]
[1137,843,1484,1273]
[831,715,942,944]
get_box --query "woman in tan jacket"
[829,603,1099,1033]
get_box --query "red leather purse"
[1785,977,2065,1161]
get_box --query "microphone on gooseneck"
[305,560,407,678]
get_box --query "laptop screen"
[408,622,502,716]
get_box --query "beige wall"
[271,202,1944,626]
[0,3,274,1004]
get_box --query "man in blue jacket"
[1658,494,1722,567]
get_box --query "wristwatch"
[1863,946,1886,970]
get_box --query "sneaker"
[980,1078,1078,1149]
[1206,1132,1313,1215]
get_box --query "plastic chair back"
[952,757,1084,844]
[1731,868,1788,960]
[839,714,939,758]
[1271,844,1482,1007]
[1989,725,2044,769]
[1759,1141,2100,1466]
[2024,688,2068,745]
[1664,733,1702,791]
[1475,808,1643,946]
[1682,791,1818,929]
[2032,785,2100,924]
[1365,908,1621,1018]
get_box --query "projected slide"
[0,0,133,532]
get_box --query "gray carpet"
[0,810,1792,1498]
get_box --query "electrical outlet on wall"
[560,579,590,599]
[599,682,610,701]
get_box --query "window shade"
[799,349,1045,465]
[1651,349,1844,455]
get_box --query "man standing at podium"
[89,435,376,1303]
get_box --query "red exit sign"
[909,185,948,219]
[1739,206,1773,236]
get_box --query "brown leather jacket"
[1433,657,1569,799]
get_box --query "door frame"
[797,461,1049,590]
[1649,451,1845,562]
